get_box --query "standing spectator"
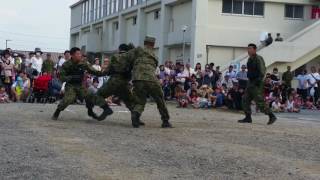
[157,65,166,81]
[225,65,237,79]
[101,57,110,71]
[184,63,195,77]
[42,53,55,75]
[307,66,320,103]
[25,52,34,68]
[20,55,28,72]
[270,68,281,85]
[92,58,101,71]
[194,63,202,87]
[236,65,248,89]
[31,48,43,75]
[13,53,22,71]
[282,66,293,88]
[296,69,309,100]
[56,50,70,73]
[1,50,15,97]
[275,33,283,42]
[202,64,213,86]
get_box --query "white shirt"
[25,58,32,67]
[296,74,309,89]
[92,64,101,71]
[307,72,320,87]
[31,57,43,74]
[56,58,66,69]
[286,100,294,110]
[272,101,281,109]
[176,71,189,83]
[184,68,195,77]
[225,70,237,79]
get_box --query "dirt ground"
[0,103,319,180]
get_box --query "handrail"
[221,19,320,73]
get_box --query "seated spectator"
[0,86,10,103]
[88,78,99,95]
[177,90,188,108]
[221,74,233,90]
[272,97,285,113]
[198,85,213,108]
[11,71,30,102]
[264,33,273,46]
[225,83,243,110]
[286,96,300,113]
[304,96,316,110]
[211,87,224,108]
[202,64,213,87]
[189,90,200,108]
[49,71,62,100]
[187,81,198,97]
[162,74,172,100]
[275,33,283,42]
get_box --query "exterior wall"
[168,46,191,64]
[206,0,316,47]
[125,17,139,45]
[70,0,319,69]
[207,46,246,66]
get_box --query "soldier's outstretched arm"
[83,62,108,77]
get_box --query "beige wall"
[125,17,139,45]
[146,10,161,47]
[206,0,316,47]
[207,46,247,66]
[168,46,191,64]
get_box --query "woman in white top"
[31,51,43,75]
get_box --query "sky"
[0,0,79,53]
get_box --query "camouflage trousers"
[57,84,91,111]
[242,81,270,115]
[132,80,170,121]
[88,76,134,110]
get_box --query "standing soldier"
[239,44,277,125]
[89,44,143,125]
[129,36,172,128]
[282,66,294,98]
[51,47,112,120]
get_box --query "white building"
[70,0,320,72]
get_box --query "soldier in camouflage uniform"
[52,47,112,120]
[129,37,172,128]
[89,44,144,125]
[239,44,277,125]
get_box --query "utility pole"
[5,40,12,49]
[181,25,188,64]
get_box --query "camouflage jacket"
[246,54,266,83]
[60,59,106,85]
[129,47,158,82]
[106,52,132,79]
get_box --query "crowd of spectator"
[1,47,320,114]
[156,61,320,113]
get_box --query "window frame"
[284,4,304,20]
[221,0,265,17]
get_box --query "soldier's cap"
[144,36,156,44]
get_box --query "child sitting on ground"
[198,85,213,108]
[286,96,300,113]
[177,90,189,108]
[211,87,224,108]
[271,97,285,112]
[189,90,200,108]
[304,96,316,110]
[0,86,10,103]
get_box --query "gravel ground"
[0,103,319,180]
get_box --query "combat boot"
[238,113,252,123]
[131,111,141,128]
[161,119,173,128]
[51,109,61,120]
[88,108,98,120]
[267,112,277,125]
[97,105,113,121]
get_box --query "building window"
[154,10,160,20]
[132,16,137,25]
[222,0,264,16]
[285,4,304,19]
